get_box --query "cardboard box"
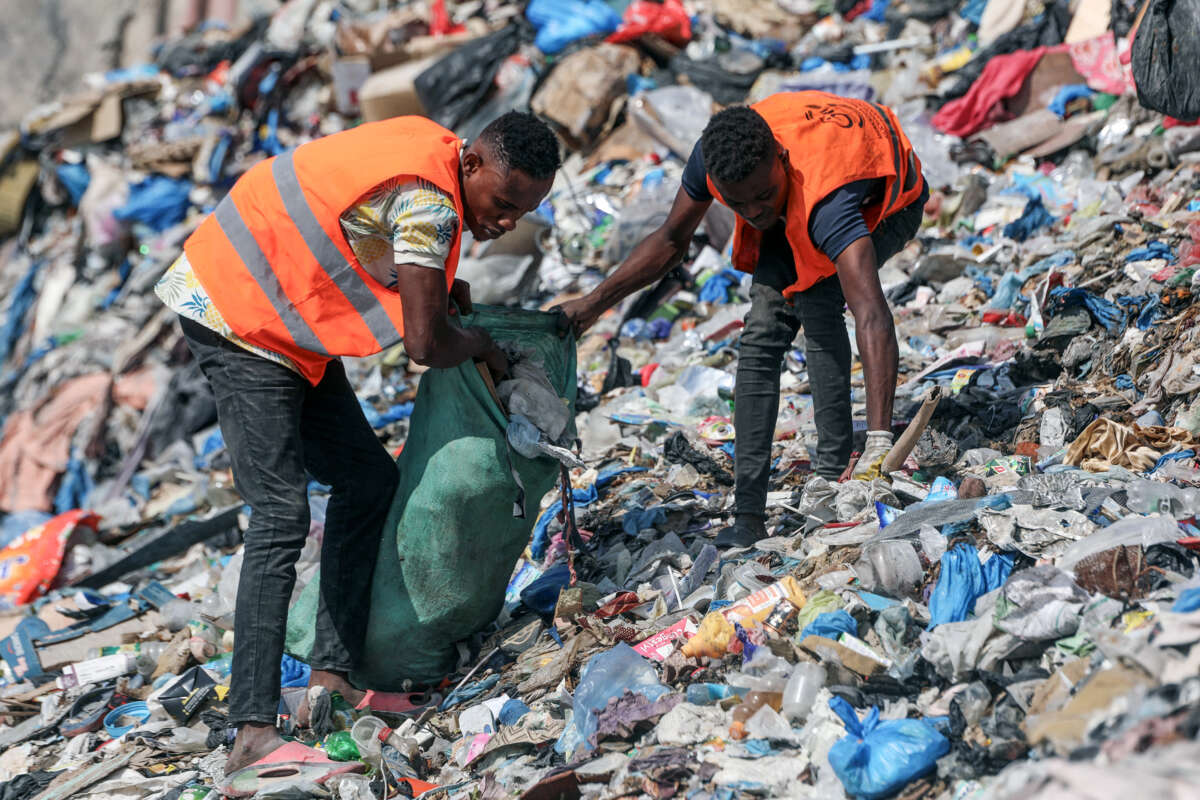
[359,56,437,123]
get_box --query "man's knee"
[743,287,799,352]
[344,455,398,505]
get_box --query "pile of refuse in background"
[1,0,1200,797]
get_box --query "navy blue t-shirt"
[680,140,912,263]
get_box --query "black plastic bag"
[1131,0,1200,121]
[414,23,527,131]
[671,51,764,105]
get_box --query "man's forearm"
[589,230,685,309]
[855,317,898,431]
[411,324,492,368]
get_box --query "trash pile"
[1,0,1199,798]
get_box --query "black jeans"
[180,317,398,725]
[733,199,924,516]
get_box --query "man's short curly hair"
[700,106,775,184]
[478,111,562,181]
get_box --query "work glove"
[851,430,894,480]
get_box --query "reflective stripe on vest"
[870,101,904,212]
[213,150,406,356]
[271,152,402,351]
[212,197,331,357]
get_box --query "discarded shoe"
[219,740,364,798]
[714,520,767,549]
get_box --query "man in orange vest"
[559,92,927,548]
[156,111,560,774]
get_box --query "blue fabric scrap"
[1002,196,1055,242]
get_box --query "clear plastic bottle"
[1125,479,1200,519]
[781,663,826,722]
[729,690,784,739]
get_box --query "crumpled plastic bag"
[567,643,670,754]
[979,504,1093,560]
[498,351,571,442]
[927,543,1013,629]
[827,697,949,800]
[526,0,620,54]
[993,565,1089,641]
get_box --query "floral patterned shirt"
[156,175,459,371]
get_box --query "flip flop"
[355,690,440,716]
[60,686,124,738]
[219,740,363,798]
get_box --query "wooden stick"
[881,386,943,474]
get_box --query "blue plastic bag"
[1173,586,1200,613]
[113,176,192,232]
[827,697,949,799]
[1002,196,1055,242]
[799,610,858,641]
[568,644,669,752]
[526,0,621,54]
[927,543,1013,629]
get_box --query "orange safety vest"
[707,91,925,298]
[183,116,465,385]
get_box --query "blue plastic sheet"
[1173,587,1200,613]
[1150,450,1195,474]
[357,397,414,428]
[113,176,192,232]
[699,269,744,303]
[828,697,949,800]
[280,654,311,688]
[800,610,858,641]
[499,698,531,726]
[1048,84,1094,116]
[1125,240,1176,263]
[1002,196,1055,242]
[526,0,621,54]
[927,543,1013,629]
[985,271,1024,310]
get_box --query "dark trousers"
[180,317,398,725]
[733,200,923,516]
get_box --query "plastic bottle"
[1124,479,1200,519]
[56,654,137,689]
[730,690,784,739]
[135,642,168,677]
[781,663,827,722]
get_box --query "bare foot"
[309,669,366,707]
[295,670,366,728]
[225,721,284,775]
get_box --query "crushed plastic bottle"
[781,662,827,723]
[1124,479,1200,519]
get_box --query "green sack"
[285,306,575,688]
